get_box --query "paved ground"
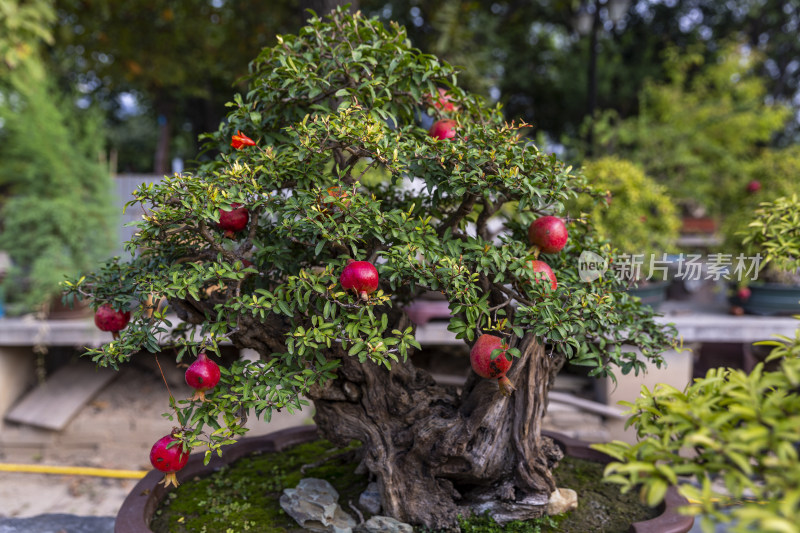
[0,359,312,519]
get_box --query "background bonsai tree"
[721,153,800,284]
[589,43,790,221]
[594,195,800,533]
[573,156,680,283]
[64,8,675,528]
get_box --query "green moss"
[151,443,657,533]
[546,456,659,533]
[150,439,366,533]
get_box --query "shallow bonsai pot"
[627,281,671,309]
[115,426,693,533]
[45,297,93,319]
[739,283,800,316]
[115,425,319,533]
[680,216,717,234]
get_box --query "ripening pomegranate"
[529,260,557,291]
[736,287,752,301]
[218,203,249,238]
[470,334,515,397]
[185,352,221,402]
[746,180,761,194]
[149,433,190,488]
[528,216,568,254]
[428,119,457,140]
[429,88,457,112]
[340,260,379,301]
[94,303,130,339]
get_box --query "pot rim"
[115,426,694,533]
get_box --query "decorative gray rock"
[546,487,578,516]
[359,515,414,533]
[280,478,356,532]
[358,481,382,515]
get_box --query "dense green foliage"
[64,8,674,464]
[721,151,800,260]
[50,1,800,171]
[741,195,800,280]
[594,196,800,533]
[52,0,305,171]
[575,156,680,260]
[0,0,115,313]
[591,44,790,218]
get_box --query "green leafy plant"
[0,0,115,315]
[731,182,800,285]
[591,43,790,221]
[575,156,680,279]
[64,8,675,529]
[593,195,800,533]
[741,195,800,275]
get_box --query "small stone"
[280,478,356,532]
[546,487,578,516]
[358,481,382,514]
[359,515,414,533]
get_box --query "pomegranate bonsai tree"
[63,8,675,529]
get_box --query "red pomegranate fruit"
[470,334,515,397]
[149,433,190,488]
[746,180,761,193]
[94,303,130,339]
[185,352,221,402]
[429,88,457,112]
[528,216,568,254]
[736,287,752,301]
[218,203,249,238]
[340,260,379,301]
[428,119,457,140]
[529,260,558,291]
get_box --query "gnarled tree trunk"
[308,327,566,529]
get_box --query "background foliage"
[594,196,800,533]
[0,0,115,313]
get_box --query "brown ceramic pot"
[115,426,694,533]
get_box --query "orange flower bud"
[231,131,256,149]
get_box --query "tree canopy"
[65,8,676,527]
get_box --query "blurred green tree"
[589,44,790,219]
[0,0,116,314]
[52,0,304,173]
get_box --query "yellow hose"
[0,463,147,479]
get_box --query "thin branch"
[476,197,505,241]
[492,281,534,307]
[437,193,479,237]
[196,220,238,263]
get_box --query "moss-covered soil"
[150,440,658,533]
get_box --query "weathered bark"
[308,330,566,529]
[173,288,566,528]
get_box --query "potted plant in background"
[0,4,116,318]
[66,8,684,532]
[729,194,800,316]
[593,197,800,532]
[574,156,681,308]
[720,146,800,315]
